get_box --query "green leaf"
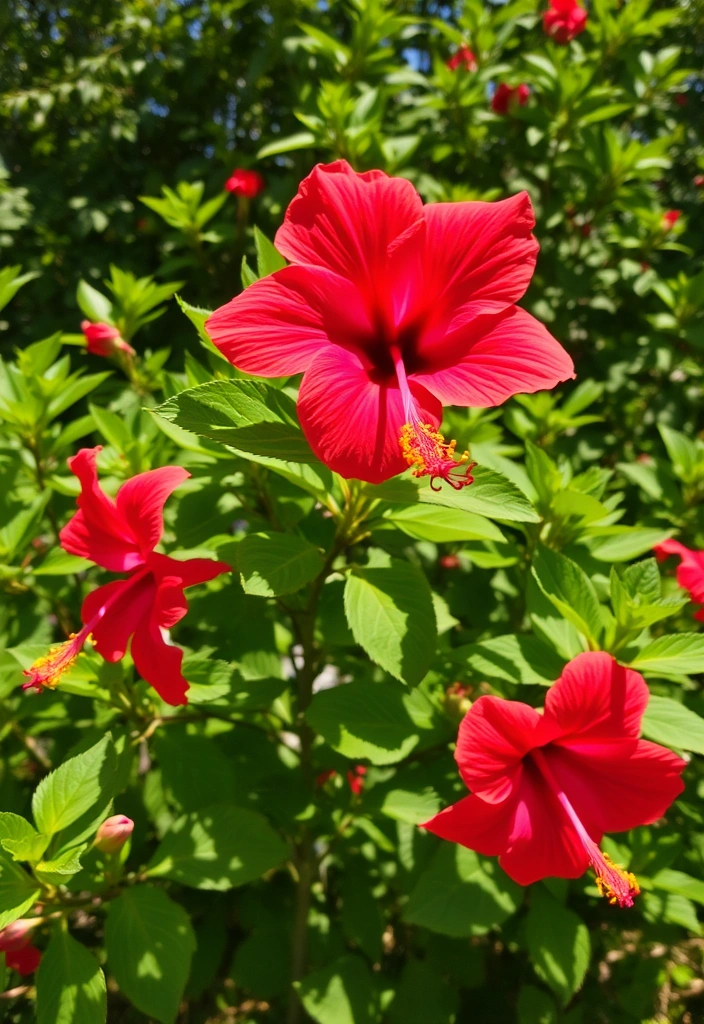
[296,955,377,1024]
[146,804,288,889]
[383,504,505,543]
[651,869,704,907]
[524,885,590,1006]
[389,960,458,1024]
[0,854,41,929]
[105,887,195,1024]
[31,549,94,576]
[254,226,287,277]
[257,131,318,158]
[0,812,50,863]
[516,985,558,1024]
[587,526,675,562]
[457,634,566,686]
[629,634,704,676]
[376,788,441,825]
[34,846,86,886]
[36,929,106,1024]
[306,680,435,765]
[641,695,704,754]
[236,532,324,597]
[32,734,116,836]
[344,560,437,686]
[531,545,603,648]
[155,380,318,462]
[404,844,522,937]
[76,280,113,323]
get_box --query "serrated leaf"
[236,532,324,597]
[0,812,50,862]
[630,634,704,676]
[32,735,116,836]
[383,504,505,543]
[641,695,704,754]
[0,854,41,929]
[457,634,566,686]
[36,929,106,1024]
[532,545,603,647]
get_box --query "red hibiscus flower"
[662,209,681,229]
[347,764,367,795]
[654,538,704,621]
[491,83,530,115]
[81,320,135,359]
[446,44,477,72]
[23,447,230,706]
[5,945,42,975]
[543,0,587,43]
[422,652,686,905]
[224,169,266,198]
[207,161,574,487]
[694,175,704,188]
[0,920,42,976]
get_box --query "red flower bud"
[224,169,266,198]
[347,765,367,795]
[543,0,587,43]
[81,320,136,358]
[0,919,38,953]
[662,210,681,230]
[491,83,530,115]
[440,554,461,569]
[94,814,134,853]
[446,44,477,72]
[694,175,704,188]
[5,944,41,975]
[315,769,337,787]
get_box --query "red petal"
[542,740,686,836]
[60,448,143,571]
[275,161,424,297]
[297,345,441,484]
[500,759,589,885]
[206,265,372,377]
[152,576,189,629]
[147,552,231,589]
[115,466,190,556]
[543,652,648,742]
[422,794,510,856]
[455,696,541,803]
[131,620,189,706]
[656,541,704,603]
[82,575,156,662]
[420,193,538,325]
[6,945,41,975]
[412,307,574,407]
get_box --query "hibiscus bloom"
[224,168,266,198]
[491,83,530,115]
[23,447,229,705]
[423,652,686,905]
[207,161,574,487]
[543,0,587,43]
[81,320,135,359]
[662,210,681,229]
[0,920,42,976]
[446,44,477,72]
[5,945,42,975]
[654,538,704,621]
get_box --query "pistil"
[390,346,475,491]
[532,748,640,908]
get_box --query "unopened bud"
[0,918,38,952]
[94,815,134,853]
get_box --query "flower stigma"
[23,627,92,692]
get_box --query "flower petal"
[131,620,189,706]
[83,575,156,662]
[655,540,704,603]
[422,794,511,856]
[412,307,574,407]
[500,759,589,885]
[455,695,541,803]
[206,264,372,377]
[60,447,143,572]
[147,552,231,589]
[543,652,649,742]
[542,739,686,836]
[421,193,538,323]
[297,345,441,484]
[116,466,190,556]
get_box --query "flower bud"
[94,814,134,853]
[6,944,42,975]
[0,918,38,952]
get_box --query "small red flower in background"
[23,447,230,706]
[694,175,704,188]
[439,554,461,569]
[663,210,681,229]
[543,0,587,43]
[207,161,573,488]
[81,320,135,359]
[491,83,530,115]
[446,44,477,72]
[422,652,685,905]
[224,169,266,198]
[5,945,42,975]
[0,920,41,976]
[315,769,337,787]
[347,764,367,795]
[674,93,687,107]
[654,538,704,622]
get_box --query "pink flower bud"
[81,320,136,358]
[94,815,134,853]
[0,919,38,952]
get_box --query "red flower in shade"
[422,652,686,905]
[694,175,704,188]
[23,448,230,706]
[0,920,39,953]
[662,210,681,229]
[81,320,135,359]
[347,764,367,795]
[654,538,704,622]
[224,169,266,198]
[446,44,477,72]
[207,161,574,487]
[5,945,42,975]
[543,0,587,43]
[491,83,530,115]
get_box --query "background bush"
[2,1,704,1022]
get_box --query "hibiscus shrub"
[2,1,704,1023]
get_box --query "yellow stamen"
[22,633,88,692]
[399,422,475,491]
[594,853,640,908]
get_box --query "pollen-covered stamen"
[390,344,474,492]
[532,748,639,909]
[22,624,92,692]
